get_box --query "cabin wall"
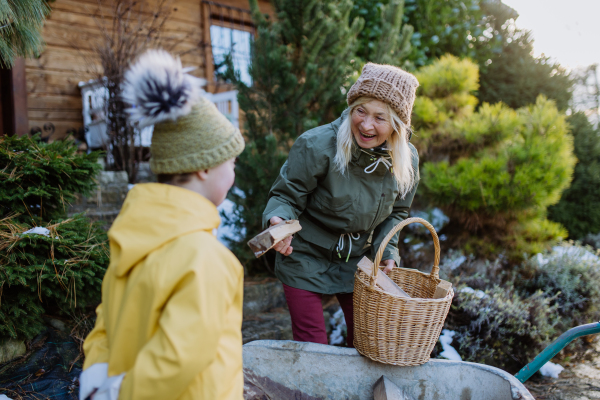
[27,0,271,140]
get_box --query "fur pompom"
[122,49,201,127]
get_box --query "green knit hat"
[122,49,245,174]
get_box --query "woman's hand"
[269,216,294,256]
[380,259,396,274]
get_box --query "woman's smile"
[359,130,377,140]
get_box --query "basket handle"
[372,217,441,282]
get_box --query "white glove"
[79,363,108,400]
[92,373,125,400]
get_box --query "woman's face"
[351,99,394,149]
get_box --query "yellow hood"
[108,183,221,277]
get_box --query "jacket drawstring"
[337,232,361,262]
[362,149,393,174]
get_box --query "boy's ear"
[195,169,210,181]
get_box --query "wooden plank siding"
[28,0,272,140]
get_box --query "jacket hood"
[108,183,221,277]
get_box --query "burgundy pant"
[282,283,354,348]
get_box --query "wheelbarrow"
[515,321,600,383]
[243,322,600,400]
[243,340,533,400]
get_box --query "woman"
[262,63,419,347]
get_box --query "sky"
[501,0,600,70]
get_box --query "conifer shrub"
[450,285,558,373]
[0,134,101,225]
[412,55,576,260]
[0,134,108,341]
[0,217,108,339]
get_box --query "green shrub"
[450,284,558,373]
[0,134,101,225]
[0,217,108,339]
[442,243,600,371]
[584,233,600,250]
[0,134,108,341]
[517,243,600,332]
[412,55,576,260]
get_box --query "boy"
[79,50,245,400]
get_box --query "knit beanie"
[347,63,419,126]
[122,49,245,174]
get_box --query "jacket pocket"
[311,190,353,212]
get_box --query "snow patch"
[329,308,346,346]
[22,227,51,237]
[460,287,487,299]
[540,361,564,378]
[411,242,425,251]
[412,208,449,231]
[216,199,245,247]
[446,255,467,271]
[439,329,462,361]
[535,245,599,267]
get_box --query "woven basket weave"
[353,217,453,366]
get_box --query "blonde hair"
[334,97,417,199]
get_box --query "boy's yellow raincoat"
[83,183,243,400]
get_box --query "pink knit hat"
[347,63,419,126]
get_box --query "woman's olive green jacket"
[262,116,419,294]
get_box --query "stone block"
[243,279,286,317]
[97,171,128,186]
[242,310,293,344]
[0,339,26,364]
[101,189,126,204]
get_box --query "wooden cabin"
[0,0,272,140]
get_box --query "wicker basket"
[353,217,453,366]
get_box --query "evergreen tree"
[221,0,363,272]
[0,134,108,340]
[0,0,51,67]
[403,0,491,67]
[478,29,573,110]
[412,55,576,259]
[548,113,600,239]
[354,0,573,111]
[351,0,412,66]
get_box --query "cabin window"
[210,25,252,86]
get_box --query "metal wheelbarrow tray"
[243,340,534,400]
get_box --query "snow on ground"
[22,227,51,237]
[411,242,425,251]
[535,244,600,267]
[439,329,462,361]
[411,207,450,231]
[329,308,346,346]
[445,255,467,271]
[460,287,487,299]
[540,361,564,378]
